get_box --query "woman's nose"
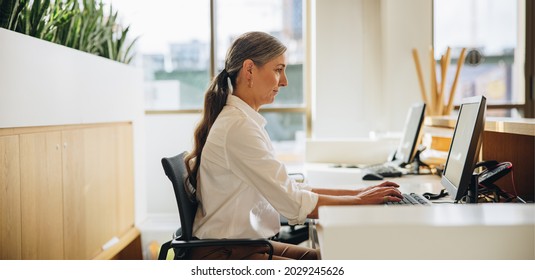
[280,73,288,87]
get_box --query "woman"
[185,31,402,260]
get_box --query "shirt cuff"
[296,182,312,191]
[288,190,319,226]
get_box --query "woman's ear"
[243,59,254,77]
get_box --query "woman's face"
[252,54,288,109]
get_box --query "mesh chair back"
[161,152,198,241]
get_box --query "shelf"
[425,116,535,136]
[93,227,141,260]
[484,118,535,136]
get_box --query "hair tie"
[217,69,230,91]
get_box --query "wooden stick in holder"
[437,47,451,115]
[412,48,428,105]
[429,47,438,115]
[445,48,467,114]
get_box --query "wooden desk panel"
[426,116,535,202]
[483,131,534,202]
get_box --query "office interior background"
[103,0,532,256]
[1,0,533,259]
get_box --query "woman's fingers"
[382,186,403,198]
[374,188,403,204]
[384,194,402,202]
[358,186,403,204]
[377,181,399,188]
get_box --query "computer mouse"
[362,172,384,180]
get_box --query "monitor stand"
[405,148,431,175]
[467,174,479,203]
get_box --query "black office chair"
[275,216,309,245]
[158,152,274,260]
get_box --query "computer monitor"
[394,102,426,166]
[441,95,487,202]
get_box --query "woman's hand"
[355,181,403,204]
[357,181,400,193]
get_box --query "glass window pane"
[215,0,305,107]
[103,0,211,110]
[434,0,522,108]
[262,112,306,164]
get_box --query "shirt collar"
[226,95,267,127]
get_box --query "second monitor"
[362,102,426,179]
[392,102,427,167]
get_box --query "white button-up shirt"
[192,94,319,239]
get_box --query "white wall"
[380,0,433,130]
[0,28,144,128]
[313,0,379,138]
[144,114,199,215]
[140,113,200,256]
[312,0,432,138]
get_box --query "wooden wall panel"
[20,132,64,259]
[482,131,534,202]
[116,124,135,236]
[62,127,118,259]
[0,135,21,259]
[1,122,137,260]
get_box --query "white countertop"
[316,204,535,260]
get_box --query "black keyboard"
[364,164,403,177]
[386,193,431,206]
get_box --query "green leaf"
[3,0,138,64]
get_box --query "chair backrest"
[161,152,197,241]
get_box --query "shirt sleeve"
[225,118,318,225]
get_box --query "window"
[433,0,527,117]
[104,0,307,164]
[101,0,211,111]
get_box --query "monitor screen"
[441,95,487,202]
[395,102,426,165]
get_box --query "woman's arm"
[307,182,402,219]
[309,181,400,196]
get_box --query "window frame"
[146,0,312,134]
[526,0,534,117]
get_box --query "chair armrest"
[288,172,305,183]
[159,238,274,260]
[280,215,311,226]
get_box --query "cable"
[509,169,519,197]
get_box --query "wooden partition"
[482,119,535,202]
[425,117,535,202]
[0,122,140,260]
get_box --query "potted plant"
[0,0,137,63]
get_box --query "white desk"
[304,164,535,260]
[305,163,445,195]
[316,204,535,260]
